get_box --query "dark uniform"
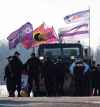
[54,59,65,96]
[26,53,41,96]
[91,65,100,96]
[97,64,100,95]
[43,58,56,96]
[4,56,16,97]
[73,62,85,96]
[12,51,23,97]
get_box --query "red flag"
[32,23,58,47]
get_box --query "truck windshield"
[44,48,61,57]
[63,48,79,57]
[38,43,83,58]
[42,47,80,58]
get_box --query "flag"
[19,22,33,48]
[46,26,58,43]
[32,23,58,47]
[60,23,89,37]
[7,22,33,49]
[7,30,18,41]
[22,33,33,49]
[7,30,19,49]
[64,9,90,24]
[33,23,46,34]
[8,37,19,49]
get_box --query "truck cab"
[38,43,83,64]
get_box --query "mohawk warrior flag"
[7,22,33,49]
[61,9,90,38]
[60,23,89,37]
[32,23,58,47]
[64,9,90,24]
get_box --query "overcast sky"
[0,0,99,49]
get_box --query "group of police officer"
[4,51,100,97]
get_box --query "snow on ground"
[0,85,33,97]
[0,85,8,97]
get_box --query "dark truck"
[38,43,83,64]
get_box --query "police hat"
[14,51,20,55]
[31,52,35,56]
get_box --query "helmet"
[14,51,20,55]
[7,56,13,61]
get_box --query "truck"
[37,43,91,96]
[38,43,84,63]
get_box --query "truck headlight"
[39,56,44,60]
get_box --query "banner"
[20,22,33,48]
[8,37,19,49]
[60,23,89,37]
[32,23,58,47]
[7,22,33,49]
[64,9,90,24]
[7,31,19,49]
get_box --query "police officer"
[91,61,100,96]
[97,64,100,95]
[54,57,65,96]
[4,56,16,97]
[70,58,90,75]
[73,60,85,96]
[12,51,23,97]
[83,59,91,96]
[26,53,41,96]
[43,57,56,96]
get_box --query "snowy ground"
[0,85,8,97]
[0,85,33,97]
[1,85,100,106]
[0,97,100,107]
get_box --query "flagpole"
[88,8,91,62]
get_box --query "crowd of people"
[4,51,100,97]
